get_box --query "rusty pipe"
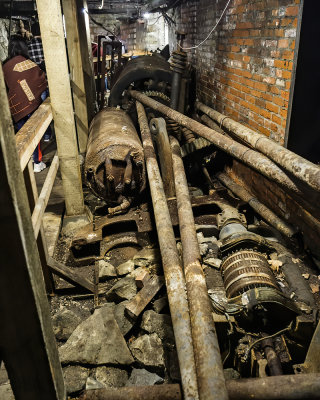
[129,91,303,198]
[261,334,283,376]
[196,101,320,193]
[170,136,228,400]
[80,384,181,400]
[216,172,297,238]
[136,101,199,400]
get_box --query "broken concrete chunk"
[59,305,134,365]
[0,384,14,400]
[98,260,117,279]
[153,296,168,313]
[85,377,105,390]
[63,366,89,395]
[105,277,137,302]
[114,300,134,335]
[141,310,174,342]
[126,368,163,386]
[116,260,135,276]
[133,248,161,267]
[129,333,165,368]
[96,366,128,388]
[129,266,149,279]
[52,309,82,341]
[203,257,222,269]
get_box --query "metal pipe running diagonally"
[135,101,199,400]
[129,91,303,197]
[196,101,320,193]
[170,135,229,400]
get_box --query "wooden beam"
[32,153,59,238]
[125,275,164,319]
[47,257,95,293]
[24,160,55,293]
[15,98,52,171]
[77,0,96,123]
[36,0,85,216]
[62,0,89,154]
[0,64,65,399]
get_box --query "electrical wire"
[84,9,118,39]
[244,321,294,361]
[178,0,231,51]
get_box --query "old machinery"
[84,108,146,214]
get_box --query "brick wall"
[89,14,120,42]
[171,0,300,145]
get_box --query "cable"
[84,9,118,39]
[244,321,294,361]
[178,0,231,51]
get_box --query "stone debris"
[116,259,135,276]
[85,377,105,390]
[95,366,128,388]
[153,296,168,313]
[126,368,163,386]
[129,333,165,368]
[105,277,137,302]
[99,260,117,279]
[59,305,134,365]
[52,309,82,341]
[63,365,89,394]
[114,301,134,335]
[133,248,161,267]
[141,310,174,342]
[203,257,222,269]
[310,283,320,293]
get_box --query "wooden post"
[0,66,65,399]
[62,0,89,154]
[36,0,85,216]
[76,0,96,122]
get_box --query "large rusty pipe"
[196,101,320,192]
[170,136,228,400]
[135,101,199,400]
[226,373,320,400]
[80,373,320,400]
[129,91,303,197]
[216,172,297,238]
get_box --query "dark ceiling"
[0,0,174,19]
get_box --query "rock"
[0,362,9,385]
[129,333,165,368]
[199,242,209,256]
[63,365,89,394]
[141,310,174,342]
[114,301,134,335]
[116,260,135,276]
[99,260,117,279]
[59,305,134,365]
[86,377,105,390]
[52,309,82,341]
[224,368,240,380]
[129,266,149,279]
[203,257,222,269]
[0,384,14,400]
[126,368,163,386]
[133,248,161,267]
[96,366,128,388]
[153,296,168,313]
[105,277,137,302]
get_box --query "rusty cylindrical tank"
[85,108,146,214]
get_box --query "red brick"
[285,6,299,16]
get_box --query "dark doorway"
[287,0,320,164]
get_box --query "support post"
[62,0,90,154]
[36,0,85,216]
[0,65,65,399]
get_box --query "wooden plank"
[125,275,164,319]
[135,269,151,289]
[47,257,95,293]
[62,0,89,154]
[32,153,59,238]
[15,98,52,171]
[0,63,65,399]
[25,160,55,293]
[36,0,85,216]
[76,0,96,123]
